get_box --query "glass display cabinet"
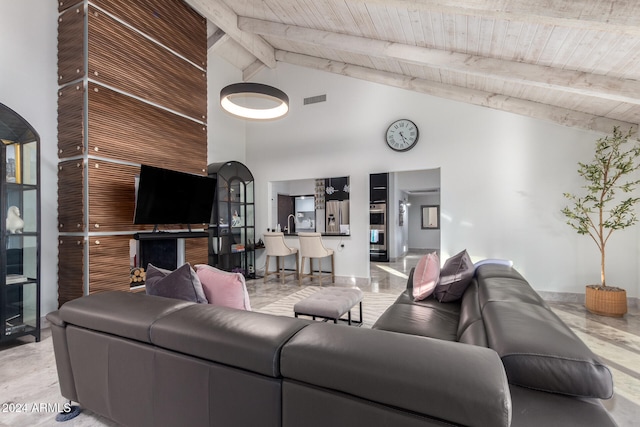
[207,161,256,278]
[0,103,41,343]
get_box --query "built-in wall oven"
[370,203,387,260]
[370,203,386,226]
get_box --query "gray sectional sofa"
[373,262,616,426]
[47,262,616,426]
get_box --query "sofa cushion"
[475,263,526,282]
[457,279,481,334]
[195,264,251,310]
[509,385,617,427]
[411,252,440,301]
[394,290,462,316]
[456,279,488,346]
[281,323,512,427]
[434,249,475,302]
[479,276,548,308]
[58,291,193,343]
[150,303,309,378]
[145,263,208,304]
[371,302,459,341]
[458,320,488,347]
[474,258,513,268]
[483,301,613,398]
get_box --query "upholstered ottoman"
[294,287,363,326]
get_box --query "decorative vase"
[585,285,627,317]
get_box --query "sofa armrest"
[46,310,65,327]
[484,301,613,398]
[282,323,512,427]
[59,291,193,344]
[150,303,310,377]
[510,385,617,427]
[46,310,78,402]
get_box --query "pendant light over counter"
[220,83,289,120]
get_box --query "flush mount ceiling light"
[220,83,289,120]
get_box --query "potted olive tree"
[562,127,640,317]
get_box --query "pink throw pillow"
[412,252,440,301]
[195,264,252,311]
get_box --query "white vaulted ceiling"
[185,0,640,134]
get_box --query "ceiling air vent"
[303,94,327,105]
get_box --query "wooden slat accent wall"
[185,238,209,267]
[58,236,85,306]
[87,159,139,232]
[57,84,85,158]
[88,5,206,121]
[57,0,207,306]
[57,6,85,86]
[88,235,134,293]
[58,160,84,233]
[91,0,207,68]
[87,82,206,173]
[59,0,82,13]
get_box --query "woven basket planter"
[585,285,627,317]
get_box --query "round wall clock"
[385,119,419,152]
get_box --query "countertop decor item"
[220,82,289,120]
[562,126,640,317]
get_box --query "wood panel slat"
[185,238,209,267]
[91,0,207,68]
[88,235,134,294]
[58,160,84,233]
[87,82,206,174]
[88,5,207,122]
[57,5,86,86]
[57,84,85,158]
[87,159,140,232]
[86,159,208,233]
[59,0,83,13]
[58,236,85,307]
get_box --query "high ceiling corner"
[187,0,640,134]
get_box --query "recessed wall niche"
[56,0,207,306]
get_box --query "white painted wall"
[242,63,639,298]
[1,1,59,316]
[391,169,441,256]
[207,54,246,164]
[407,194,441,250]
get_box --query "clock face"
[385,119,419,152]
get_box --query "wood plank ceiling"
[185,0,640,134]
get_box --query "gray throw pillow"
[434,249,475,302]
[145,263,208,304]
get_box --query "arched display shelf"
[207,161,255,278]
[0,103,41,343]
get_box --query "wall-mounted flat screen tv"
[133,164,216,227]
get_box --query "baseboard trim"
[538,290,639,308]
[255,269,370,287]
[333,276,370,287]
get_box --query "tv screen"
[133,164,216,226]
